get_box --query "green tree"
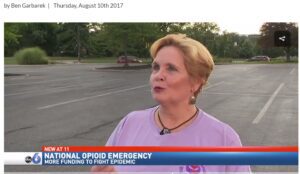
[186,22,220,55]
[98,23,160,65]
[4,23,22,56]
[215,32,240,58]
[57,23,90,62]
[5,23,60,57]
[239,36,256,58]
[258,22,298,61]
[156,23,188,35]
[19,23,59,56]
[87,24,112,57]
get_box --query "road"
[4,63,298,172]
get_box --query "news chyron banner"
[5,152,42,165]
[4,146,298,165]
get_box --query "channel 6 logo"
[25,153,42,164]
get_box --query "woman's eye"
[152,64,159,71]
[167,65,177,71]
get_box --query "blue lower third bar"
[42,152,298,165]
[141,152,298,165]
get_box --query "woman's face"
[150,46,200,105]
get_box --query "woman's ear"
[190,77,204,93]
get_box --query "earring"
[189,95,196,105]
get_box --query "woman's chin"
[152,96,165,104]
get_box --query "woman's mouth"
[153,86,165,92]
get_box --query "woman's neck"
[158,103,198,127]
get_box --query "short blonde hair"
[150,34,214,95]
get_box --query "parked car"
[117,56,143,63]
[248,56,271,62]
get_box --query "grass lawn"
[4,57,18,64]
[51,57,118,64]
[216,57,298,64]
[5,56,154,65]
[5,57,121,64]
[5,56,297,65]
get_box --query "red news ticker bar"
[42,146,298,152]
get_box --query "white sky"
[217,21,264,35]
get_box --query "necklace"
[157,107,199,135]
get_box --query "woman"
[91,34,251,172]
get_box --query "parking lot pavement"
[4,63,298,172]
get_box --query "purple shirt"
[106,106,251,172]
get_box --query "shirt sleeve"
[224,124,252,172]
[105,116,129,146]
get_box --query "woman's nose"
[154,69,165,81]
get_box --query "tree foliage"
[4,22,298,61]
[56,23,91,61]
[258,22,298,61]
[4,23,22,56]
